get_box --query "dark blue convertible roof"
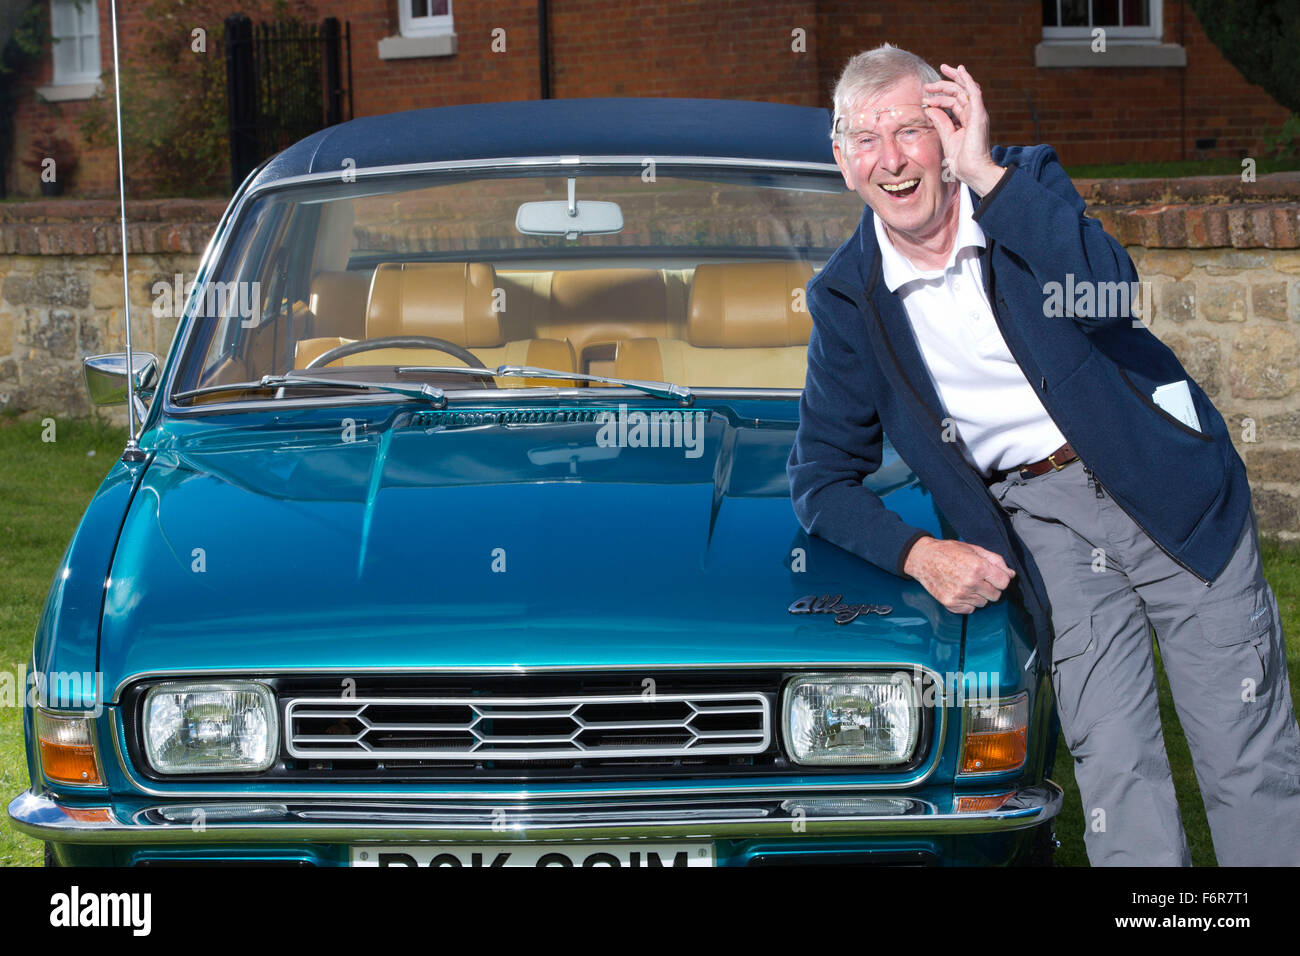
[250,98,836,190]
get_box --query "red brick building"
[3,0,1291,197]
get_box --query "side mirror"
[84,352,159,407]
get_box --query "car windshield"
[170,164,863,404]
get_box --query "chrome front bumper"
[9,783,1062,845]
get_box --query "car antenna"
[109,0,146,464]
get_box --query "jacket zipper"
[1082,464,1211,587]
[855,276,1063,656]
[991,294,1212,588]
[860,293,1020,548]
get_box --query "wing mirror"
[84,353,159,419]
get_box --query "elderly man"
[788,43,1300,866]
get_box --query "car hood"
[101,405,959,691]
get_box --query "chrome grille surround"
[285,692,770,761]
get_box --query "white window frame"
[398,0,454,39]
[49,0,101,86]
[1042,0,1162,44]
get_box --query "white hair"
[830,43,941,141]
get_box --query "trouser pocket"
[1191,581,1277,720]
[1049,613,1110,751]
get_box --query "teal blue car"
[9,98,1061,866]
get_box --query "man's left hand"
[922,64,1004,196]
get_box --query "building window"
[49,0,101,85]
[399,0,453,39]
[380,0,456,59]
[1042,0,1161,42]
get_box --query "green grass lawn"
[0,416,128,867]
[1066,156,1300,179]
[0,413,1297,866]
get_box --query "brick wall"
[1,178,1298,535]
[6,1,1292,199]
[813,0,1290,166]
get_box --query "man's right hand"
[902,536,1015,615]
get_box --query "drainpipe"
[1179,0,1186,160]
[538,0,551,99]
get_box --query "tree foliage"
[1188,1,1300,115]
[0,1,46,77]
[79,0,306,197]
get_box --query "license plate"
[350,842,714,867]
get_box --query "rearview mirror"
[515,177,623,240]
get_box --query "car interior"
[282,259,815,389]
[187,170,866,398]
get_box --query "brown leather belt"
[987,441,1080,484]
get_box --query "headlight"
[783,673,919,765]
[143,681,277,774]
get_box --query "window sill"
[378,32,457,60]
[1034,42,1186,68]
[36,81,102,102]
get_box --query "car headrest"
[687,262,814,347]
[550,268,670,323]
[365,262,504,347]
[308,270,370,339]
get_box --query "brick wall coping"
[3,177,1299,253]
[1074,172,1300,249]
[0,198,228,257]
[0,198,229,223]
[1072,171,1300,205]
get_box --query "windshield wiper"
[173,374,447,407]
[174,366,690,408]
[397,364,693,404]
[494,365,693,405]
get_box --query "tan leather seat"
[307,270,369,340]
[295,262,575,386]
[546,269,688,370]
[614,261,814,387]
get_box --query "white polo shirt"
[873,186,1066,478]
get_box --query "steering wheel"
[305,335,497,386]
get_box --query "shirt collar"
[873,185,986,292]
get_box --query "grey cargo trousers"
[985,456,1300,865]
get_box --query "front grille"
[285,693,769,761]
[122,670,937,784]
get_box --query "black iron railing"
[225,15,352,192]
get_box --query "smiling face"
[833,76,959,255]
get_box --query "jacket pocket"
[1117,366,1215,444]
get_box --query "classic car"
[9,97,1061,866]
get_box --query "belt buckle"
[1047,452,1065,471]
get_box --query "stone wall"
[1079,174,1300,538]
[0,199,220,417]
[1,178,1298,536]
